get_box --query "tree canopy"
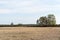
[37,14,56,25]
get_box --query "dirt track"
[0,27,60,40]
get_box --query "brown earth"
[0,27,60,40]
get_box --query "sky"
[0,0,60,24]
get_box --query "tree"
[37,14,56,25]
[11,22,14,25]
[47,14,56,25]
[37,16,48,25]
[36,19,40,25]
[39,16,47,25]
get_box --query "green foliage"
[47,14,56,25]
[39,16,47,25]
[37,14,56,25]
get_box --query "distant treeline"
[0,14,57,27]
[0,24,60,27]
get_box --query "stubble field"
[0,27,60,40]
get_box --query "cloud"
[0,9,17,14]
[40,0,60,5]
[0,0,60,14]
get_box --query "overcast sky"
[0,0,60,24]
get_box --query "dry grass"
[0,27,60,40]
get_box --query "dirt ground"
[0,27,60,40]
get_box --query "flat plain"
[0,27,60,40]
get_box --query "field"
[0,27,60,40]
